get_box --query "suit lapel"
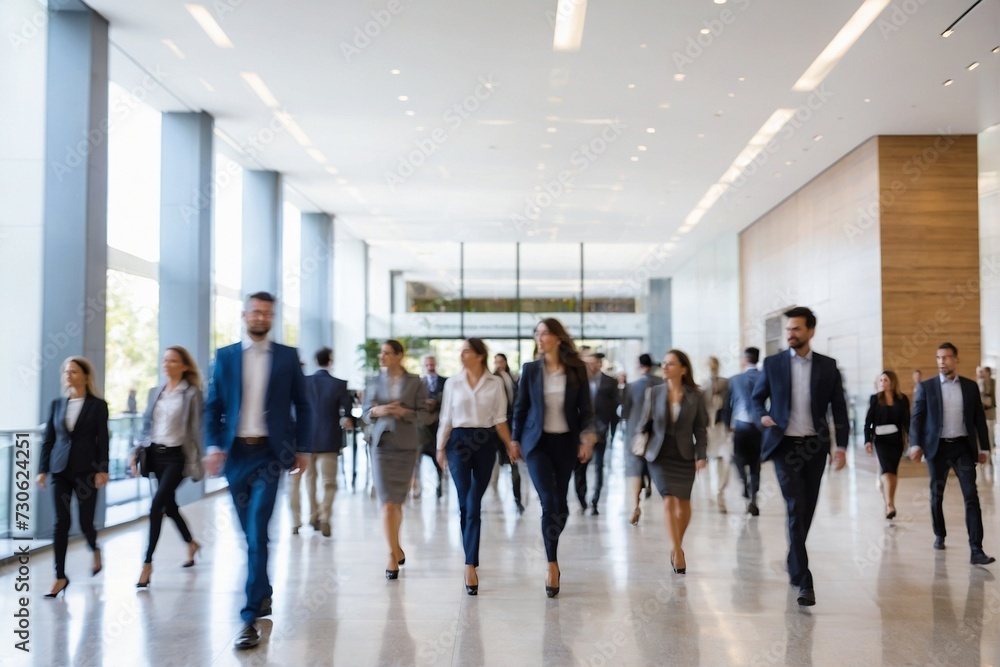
[810,355,821,414]
[55,397,69,437]
[74,395,93,433]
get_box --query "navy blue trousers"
[524,432,577,563]
[225,440,281,625]
[445,428,498,566]
[771,435,829,590]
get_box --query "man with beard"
[204,292,312,649]
[752,306,848,607]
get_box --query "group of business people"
[38,299,996,652]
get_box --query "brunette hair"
[536,318,586,385]
[665,349,698,389]
[166,345,202,388]
[876,370,904,405]
[384,339,405,355]
[465,338,489,372]
[61,356,101,398]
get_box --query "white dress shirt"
[149,380,189,447]
[542,367,570,434]
[785,348,817,437]
[238,337,271,437]
[939,374,967,438]
[436,371,508,450]
[65,397,84,431]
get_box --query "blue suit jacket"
[306,369,353,453]
[909,375,989,461]
[722,367,760,427]
[511,360,594,456]
[751,349,849,461]
[204,341,312,469]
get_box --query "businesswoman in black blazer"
[130,345,205,587]
[863,370,909,520]
[641,350,708,574]
[37,356,110,598]
[510,318,595,597]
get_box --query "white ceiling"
[94,0,1000,285]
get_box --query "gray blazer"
[644,383,709,462]
[362,372,428,450]
[139,383,205,481]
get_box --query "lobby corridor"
[3,452,998,666]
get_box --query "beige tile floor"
[1,450,998,666]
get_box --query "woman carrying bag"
[131,345,205,587]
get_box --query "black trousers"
[732,422,762,502]
[928,438,984,550]
[145,445,193,563]
[573,437,608,507]
[524,433,577,562]
[771,435,829,590]
[51,472,100,579]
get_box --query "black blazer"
[306,369,354,453]
[910,375,989,461]
[511,359,594,456]
[863,394,910,444]
[590,372,621,442]
[40,394,110,476]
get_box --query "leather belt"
[236,436,268,445]
[940,436,967,444]
[150,443,178,453]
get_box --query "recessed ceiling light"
[714,0,727,4]
[540,143,552,148]
[714,110,723,116]
[674,73,685,82]
[697,133,705,138]
[336,178,348,186]
[627,83,636,89]
[728,92,735,97]
[162,39,186,59]
[398,95,409,101]
[537,162,545,170]
[640,43,648,48]
[658,102,671,109]
[700,28,710,35]
[941,29,954,38]
[552,0,588,52]
[638,145,647,151]
[184,4,234,48]
[943,79,953,86]
[547,127,558,133]
[646,127,656,133]
[738,76,746,81]
[785,160,794,165]
[864,98,871,102]
[415,126,424,131]
[390,69,401,74]
[967,61,979,71]
[630,156,639,161]
[547,96,563,104]
[405,110,415,116]
[993,46,1000,54]
[813,134,823,141]
[774,172,782,177]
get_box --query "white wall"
[670,233,741,382]
[0,0,47,428]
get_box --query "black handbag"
[135,447,150,478]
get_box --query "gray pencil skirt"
[371,433,419,504]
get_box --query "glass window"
[107,81,161,262]
[104,269,159,418]
[518,243,582,338]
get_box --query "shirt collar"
[789,348,813,362]
[164,379,190,394]
[939,373,959,384]
[242,336,271,352]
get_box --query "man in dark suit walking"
[204,292,312,649]
[576,353,620,515]
[299,346,354,537]
[724,347,763,516]
[416,354,447,498]
[909,342,994,564]
[752,307,849,607]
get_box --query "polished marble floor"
[2,447,998,666]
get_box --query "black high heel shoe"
[45,578,70,598]
[545,570,560,598]
[385,569,399,580]
[136,564,153,588]
[397,552,406,566]
[465,570,478,596]
[671,553,686,575]
[92,548,102,577]
[183,541,200,568]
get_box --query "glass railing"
[0,428,42,539]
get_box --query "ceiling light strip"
[184,4,234,48]
[274,111,312,146]
[941,0,984,37]
[792,0,890,91]
[552,0,588,52]
[240,72,280,108]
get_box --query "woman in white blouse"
[131,345,205,587]
[436,338,515,595]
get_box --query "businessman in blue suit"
[204,292,311,649]
[909,342,994,565]
[752,307,849,607]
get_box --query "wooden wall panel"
[878,135,980,397]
